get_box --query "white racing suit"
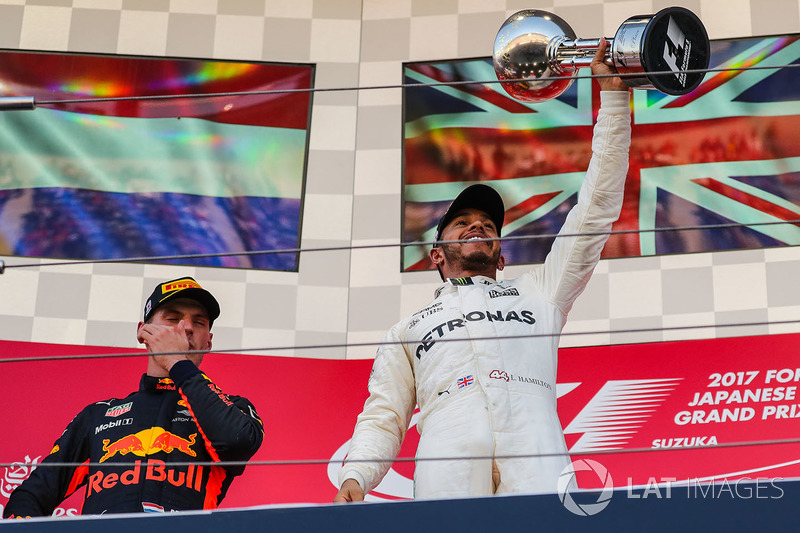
[340,91,631,499]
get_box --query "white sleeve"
[338,325,416,494]
[537,90,632,314]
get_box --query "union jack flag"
[457,375,474,388]
[402,35,800,271]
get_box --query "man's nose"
[467,219,485,232]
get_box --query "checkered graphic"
[0,0,798,360]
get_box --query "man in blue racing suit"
[3,277,264,517]
[335,39,631,501]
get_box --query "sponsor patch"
[157,378,176,391]
[95,418,133,435]
[409,302,444,329]
[415,310,536,359]
[161,278,202,295]
[449,277,474,286]
[87,460,204,498]
[488,287,519,298]
[490,369,510,381]
[105,402,132,418]
[208,383,233,406]
[412,302,443,317]
[489,369,552,390]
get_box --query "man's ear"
[204,332,213,352]
[430,246,445,267]
[497,254,506,271]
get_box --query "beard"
[441,243,501,273]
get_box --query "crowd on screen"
[0,188,299,270]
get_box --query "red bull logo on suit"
[86,460,205,497]
[88,427,202,497]
[99,427,197,463]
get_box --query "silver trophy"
[493,6,710,102]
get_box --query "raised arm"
[537,39,632,313]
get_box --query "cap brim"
[156,288,220,323]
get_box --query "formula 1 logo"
[557,459,614,516]
[563,379,682,453]
[663,16,690,87]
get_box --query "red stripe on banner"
[665,65,749,108]
[406,114,800,187]
[0,51,312,129]
[408,64,537,115]
[404,125,595,185]
[504,192,562,225]
[693,177,800,225]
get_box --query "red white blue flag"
[0,52,313,270]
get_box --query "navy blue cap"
[143,277,220,327]
[434,184,505,243]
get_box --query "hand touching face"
[137,298,213,373]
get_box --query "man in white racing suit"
[335,39,631,501]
